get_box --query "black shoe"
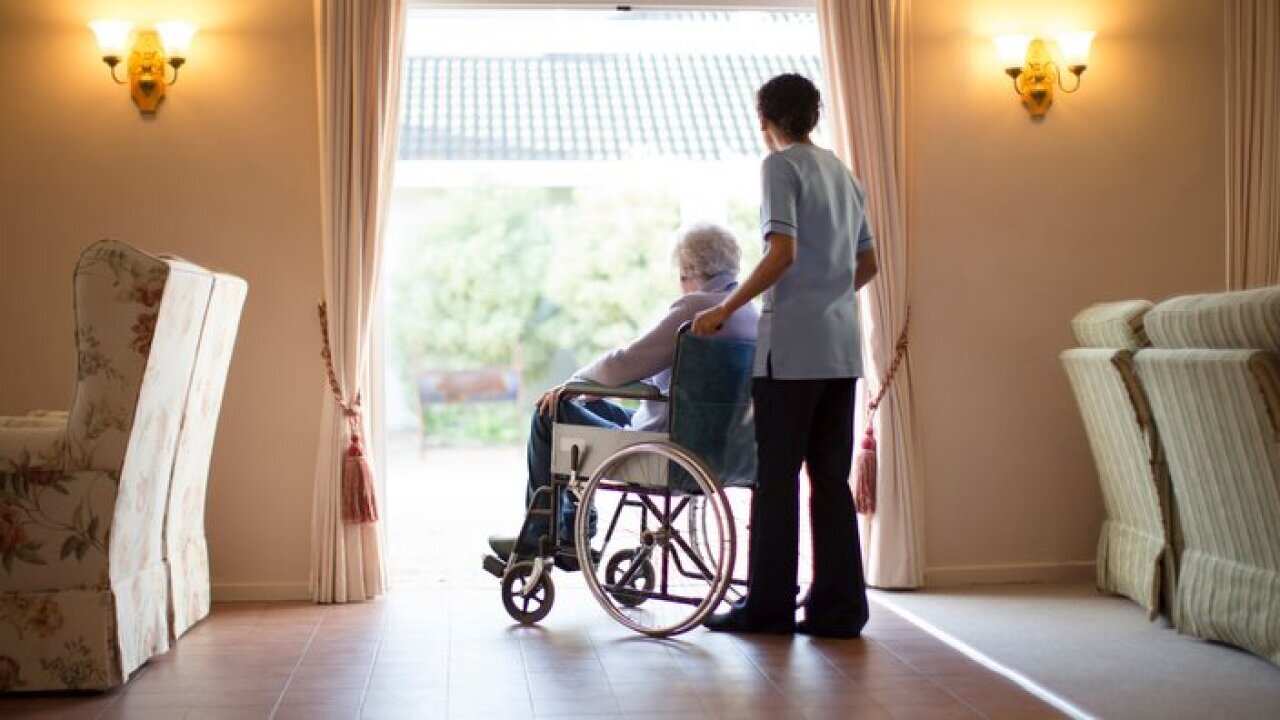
[553,546,601,572]
[703,603,795,635]
[488,535,523,561]
[796,619,863,639]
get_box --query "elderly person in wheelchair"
[487,223,758,566]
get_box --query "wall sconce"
[89,19,197,115]
[995,31,1094,119]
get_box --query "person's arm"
[692,153,799,336]
[724,233,795,315]
[853,210,878,291]
[574,300,686,387]
[855,248,878,290]
[538,299,686,415]
[690,234,794,336]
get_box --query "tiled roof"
[398,53,825,162]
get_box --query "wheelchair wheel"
[575,441,735,637]
[687,490,814,609]
[686,495,742,605]
[605,549,655,608]
[501,561,555,625]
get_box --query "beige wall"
[908,0,1225,583]
[0,0,322,599]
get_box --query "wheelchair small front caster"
[605,549,655,608]
[501,561,555,625]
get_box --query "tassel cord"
[318,301,379,524]
[855,308,911,516]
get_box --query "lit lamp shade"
[1057,30,1095,68]
[994,34,1031,71]
[157,21,198,60]
[89,19,134,59]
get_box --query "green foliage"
[523,186,683,380]
[387,185,685,445]
[419,404,525,446]
[391,188,556,371]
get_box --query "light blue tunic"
[755,143,874,380]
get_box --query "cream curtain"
[310,0,406,603]
[817,0,924,588]
[1226,0,1280,289]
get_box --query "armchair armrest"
[0,417,67,472]
[561,380,666,402]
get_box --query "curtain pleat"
[817,0,924,588]
[310,0,407,604]
[1226,0,1280,289]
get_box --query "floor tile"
[0,593,1063,720]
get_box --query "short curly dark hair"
[756,73,821,141]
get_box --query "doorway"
[380,7,825,589]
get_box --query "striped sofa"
[1062,300,1176,618]
[1134,287,1280,666]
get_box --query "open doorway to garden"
[381,7,824,588]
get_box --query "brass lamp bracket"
[1004,37,1090,120]
[1012,38,1056,119]
[127,30,167,114]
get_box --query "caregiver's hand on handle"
[691,304,730,336]
[692,232,798,337]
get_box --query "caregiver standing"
[691,73,878,638]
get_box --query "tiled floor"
[0,589,1065,720]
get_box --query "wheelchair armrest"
[561,380,666,402]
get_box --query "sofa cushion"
[1071,300,1153,349]
[1146,286,1280,350]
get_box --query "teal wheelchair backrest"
[668,325,758,492]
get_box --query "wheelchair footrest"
[553,548,601,573]
[481,554,506,579]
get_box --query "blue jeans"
[521,397,634,550]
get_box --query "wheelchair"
[482,324,796,637]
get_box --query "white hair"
[672,222,741,281]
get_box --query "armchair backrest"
[68,240,214,583]
[1061,299,1173,618]
[1144,286,1280,351]
[165,272,247,637]
[1134,286,1280,664]
[68,242,197,472]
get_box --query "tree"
[387,184,684,445]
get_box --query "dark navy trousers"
[521,398,632,548]
[744,377,869,631]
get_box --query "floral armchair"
[165,270,247,639]
[0,240,240,691]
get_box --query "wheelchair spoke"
[615,545,652,589]
[669,529,719,581]
[574,441,736,637]
[600,492,629,549]
[667,536,715,584]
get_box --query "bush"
[387,185,686,445]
